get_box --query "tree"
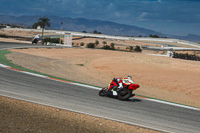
[110,43,115,50]
[129,46,133,51]
[102,45,110,50]
[93,30,102,34]
[93,30,98,34]
[95,40,99,45]
[32,23,38,29]
[37,17,51,44]
[87,43,95,48]
[80,42,84,46]
[149,34,160,38]
[102,41,107,45]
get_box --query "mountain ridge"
[0,15,199,42]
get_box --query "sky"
[0,0,200,36]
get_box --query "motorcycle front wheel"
[117,89,132,100]
[99,88,107,96]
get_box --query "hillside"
[0,15,200,42]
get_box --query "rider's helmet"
[127,76,132,80]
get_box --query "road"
[0,41,200,133]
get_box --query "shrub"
[0,34,8,38]
[80,42,84,46]
[110,43,115,50]
[149,34,160,38]
[87,43,95,48]
[95,40,99,45]
[134,46,142,52]
[102,41,107,45]
[102,45,110,50]
[129,46,133,51]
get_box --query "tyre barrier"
[172,52,200,61]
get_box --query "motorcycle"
[99,78,140,100]
[32,38,39,44]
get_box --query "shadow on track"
[101,95,142,102]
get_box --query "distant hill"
[0,15,200,42]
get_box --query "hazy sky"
[0,0,200,36]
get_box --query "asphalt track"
[0,41,200,133]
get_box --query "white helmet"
[127,76,132,80]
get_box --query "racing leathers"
[113,77,134,92]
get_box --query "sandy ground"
[0,96,158,133]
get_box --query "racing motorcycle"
[99,78,140,100]
[32,38,39,44]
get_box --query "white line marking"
[22,71,48,78]
[0,63,9,68]
[72,83,101,90]
[145,98,200,111]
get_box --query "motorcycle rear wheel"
[117,89,132,100]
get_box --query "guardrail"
[143,46,200,51]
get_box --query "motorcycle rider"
[35,34,40,40]
[32,34,40,44]
[113,76,134,92]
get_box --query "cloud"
[138,12,148,21]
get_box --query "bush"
[87,43,95,48]
[134,46,142,52]
[102,43,115,50]
[102,45,110,49]
[102,41,107,46]
[149,34,160,38]
[0,34,8,38]
[110,43,115,50]
[95,40,99,45]
[80,42,84,46]
[129,46,133,51]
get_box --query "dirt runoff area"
[0,96,158,133]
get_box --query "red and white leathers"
[122,78,134,86]
[116,78,123,89]
[115,77,134,89]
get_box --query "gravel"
[0,96,159,133]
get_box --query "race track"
[0,41,200,133]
